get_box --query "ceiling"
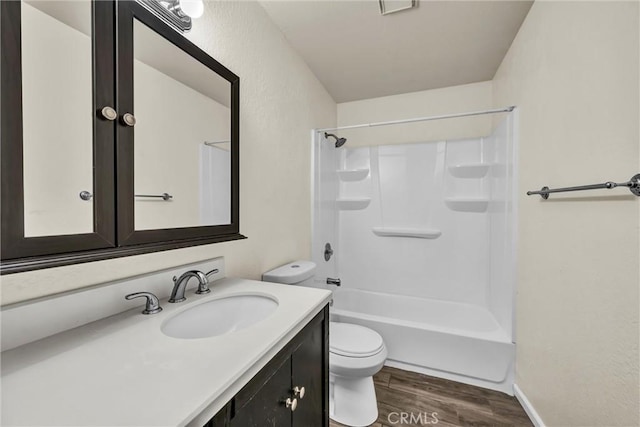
[260,0,533,103]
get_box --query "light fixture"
[136,0,204,32]
[378,0,418,16]
[177,0,204,19]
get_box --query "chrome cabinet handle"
[125,292,163,315]
[284,397,297,412]
[293,386,305,399]
[121,112,136,127]
[79,191,93,201]
[100,106,117,121]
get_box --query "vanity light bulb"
[179,0,204,18]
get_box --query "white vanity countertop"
[1,278,332,426]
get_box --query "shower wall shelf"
[372,227,442,239]
[448,163,492,178]
[337,169,370,182]
[336,197,371,210]
[444,198,489,213]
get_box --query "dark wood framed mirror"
[116,1,241,246]
[0,0,244,274]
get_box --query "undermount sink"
[161,294,278,339]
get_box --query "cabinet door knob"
[79,191,93,201]
[293,386,305,399]
[121,112,137,127]
[284,397,297,412]
[100,106,117,121]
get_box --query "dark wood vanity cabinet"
[206,306,329,427]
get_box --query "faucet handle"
[125,292,163,315]
[194,269,218,295]
[194,270,211,295]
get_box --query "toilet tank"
[262,261,316,286]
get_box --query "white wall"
[492,1,639,425]
[1,1,336,305]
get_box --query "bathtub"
[330,288,515,394]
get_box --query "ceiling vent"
[378,0,418,16]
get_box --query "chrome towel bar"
[527,174,640,199]
[135,193,173,201]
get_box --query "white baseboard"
[513,383,546,427]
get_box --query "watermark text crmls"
[388,411,439,425]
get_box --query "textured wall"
[1,1,336,305]
[493,2,640,425]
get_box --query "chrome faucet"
[169,270,210,303]
[326,277,341,286]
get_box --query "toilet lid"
[330,322,384,358]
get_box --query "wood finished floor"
[330,366,533,427]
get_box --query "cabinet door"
[115,1,241,247]
[292,314,329,426]
[230,358,293,427]
[0,0,116,265]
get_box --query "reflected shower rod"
[527,174,640,199]
[204,140,230,146]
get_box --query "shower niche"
[312,110,517,394]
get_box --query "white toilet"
[263,261,387,427]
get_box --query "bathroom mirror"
[21,0,94,237]
[1,0,242,273]
[1,0,117,268]
[133,19,232,230]
[114,0,240,248]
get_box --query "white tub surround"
[313,111,517,393]
[1,277,331,426]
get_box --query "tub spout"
[327,277,341,286]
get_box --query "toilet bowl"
[329,322,387,426]
[262,261,388,427]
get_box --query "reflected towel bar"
[135,193,173,201]
[527,174,640,199]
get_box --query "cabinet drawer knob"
[121,112,137,127]
[285,397,297,412]
[293,386,305,399]
[100,106,117,121]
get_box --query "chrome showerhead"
[324,132,347,148]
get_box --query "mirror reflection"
[133,19,231,231]
[21,0,94,237]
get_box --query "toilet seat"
[330,322,384,358]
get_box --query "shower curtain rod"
[316,106,516,133]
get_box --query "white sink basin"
[161,294,278,339]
